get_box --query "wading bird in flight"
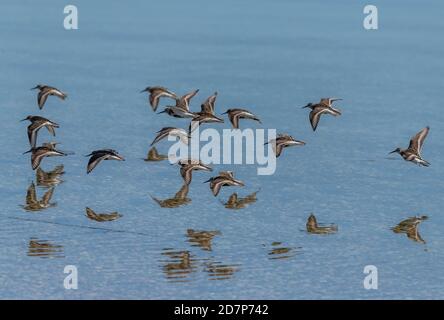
[205,171,244,196]
[189,113,224,132]
[302,98,342,131]
[31,84,67,109]
[266,134,305,158]
[85,149,125,174]
[199,92,218,115]
[24,142,67,170]
[389,126,430,166]
[223,108,261,129]
[157,89,199,118]
[151,127,189,146]
[178,159,212,185]
[21,115,59,148]
[140,86,177,111]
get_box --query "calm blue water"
[1,0,443,299]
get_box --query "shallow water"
[1,0,443,299]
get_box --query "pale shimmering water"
[1,0,443,299]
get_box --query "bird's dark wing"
[201,92,217,114]
[27,123,40,147]
[408,126,429,155]
[178,89,199,111]
[309,108,328,131]
[211,178,226,196]
[31,150,46,170]
[230,112,240,129]
[87,153,109,174]
[274,142,284,157]
[149,89,165,111]
[37,90,50,109]
[180,166,193,185]
[45,124,56,137]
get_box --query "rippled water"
[1,0,444,299]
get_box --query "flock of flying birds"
[22,84,431,202]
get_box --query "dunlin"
[266,134,305,157]
[21,115,59,148]
[85,149,125,174]
[31,84,67,109]
[302,98,342,131]
[140,86,177,111]
[222,108,261,129]
[204,171,244,196]
[390,127,430,166]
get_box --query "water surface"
[0,0,443,299]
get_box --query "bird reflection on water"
[186,229,221,251]
[150,184,191,208]
[35,165,65,187]
[221,191,259,210]
[27,238,64,258]
[265,242,302,260]
[392,216,428,244]
[160,249,202,282]
[143,146,168,162]
[160,229,240,282]
[22,182,56,212]
[306,213,338,235]
[85,207,122,222]
[203,260,240,281]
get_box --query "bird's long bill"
[301,104,311,109]
[328,106,342,115]
[199,164,213,171]
[20,118,27,122]
[234,179,245,187]
[140,88,148,93]
[203,178,212,183]
[23,149,32,154]
[214,116,224,122]
[331,98,343,102]
[290,140,306,146]
[389,149,398,154]
[157,110,167,114]
[30,86,39,90]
